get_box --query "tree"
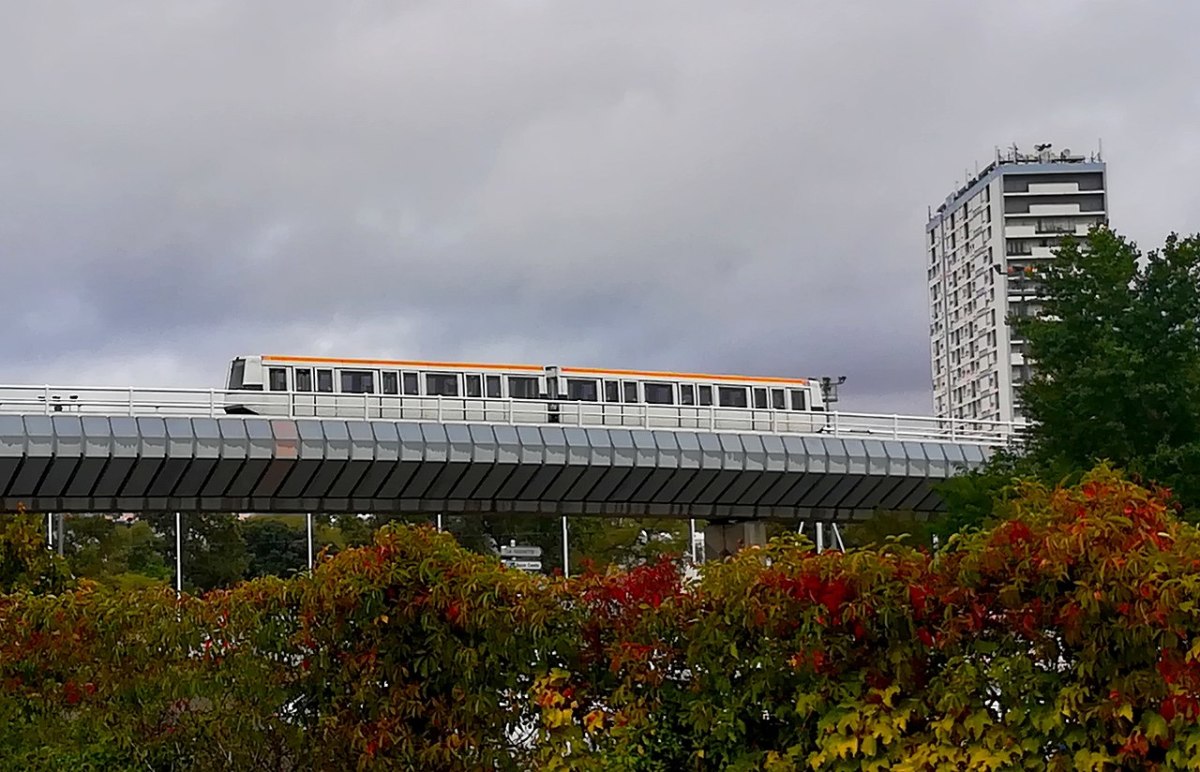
[242,517,310,579]
[1015,228,1200,513]
[0,512,69,594]
[143,513,250,593]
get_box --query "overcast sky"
[2,1,1197,413]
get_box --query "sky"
[2,1,1198,414]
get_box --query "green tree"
[1015,228,1200,513]
[0,512,69,593]
[143,513,250,592]
[242,516,309,579]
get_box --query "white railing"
[0,385,1018,446]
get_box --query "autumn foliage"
[2,467,1200,769]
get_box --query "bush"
[1,467,1199,769]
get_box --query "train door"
[314,368,336,417]
[464,372,486,422]
[424,372,462,421]
[400,371,421,421]
[544,367,562,424]
[484,373,504,422]
[292,368,316,417]
[264,365,292,417]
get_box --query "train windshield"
[228,359,245,389]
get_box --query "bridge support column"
[703,520,767,561]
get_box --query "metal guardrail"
[0,385,1017,446]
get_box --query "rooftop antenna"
[1097,137,1103,162]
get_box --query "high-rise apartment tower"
[926,144,1106,425]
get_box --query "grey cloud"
[3,1,1199,415]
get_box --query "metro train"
[224,354,829,432]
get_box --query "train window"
[718,386,748,408]
[772,389,786,410]
[426,373,459,397]
[465,374,482,398]
[698,385,713,406]
[644,382,674,405]
[604,380,620,403]
[381,371,398,395]
[680,384,695,405]
[508,376,539,399]
[295,369,313,392]
[228,359,245,389]
[341,370,375,394]
[268,368,288,392]
[402,371,419,395]
[317,369,334,393]
[789,389,808,411]
[567,378,598,402]
[485,375,502,398]
[753,388,768,409]
[623,381,638,404]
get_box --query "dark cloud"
[3,1,1199,413]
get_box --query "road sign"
[500,544,543,558]
[502,559,543,572]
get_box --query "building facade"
[926,144,1106,425]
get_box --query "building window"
[680,384,695,405]
[486,375,502,398]
[771,389,786,410]
[465,374,483,398]
[753,388,768,409]
[698,385,713,406]
[402,372,419,395]
[381,371,398,395]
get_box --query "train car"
[224,355,827,432]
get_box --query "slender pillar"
[57,513,65,557]
[816,522,825,554]
[47,513,54,549]
[306,513,314,571]
[561,516,569,578]
[688,518,697,564]
[175,512,183,595]
[436,513,443,532]
[832,523,846,552]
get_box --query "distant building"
[926,144,1107,425]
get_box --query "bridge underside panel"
[0,417,991,518]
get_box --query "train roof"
[256,355,810,385]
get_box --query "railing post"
[893,414,899,440]
[437,397,443,423]
[128,387,135,416]
[950,419,957,442]
[208,389,216,418]
[43,385,50,416]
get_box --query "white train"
[224,355,828,432]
